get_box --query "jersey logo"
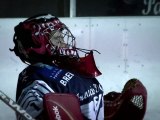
[60,72,74,86]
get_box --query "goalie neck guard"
[11,14,101,77]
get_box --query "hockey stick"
[0,90,36,120]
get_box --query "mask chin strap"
[75,47,101,54]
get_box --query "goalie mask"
[11,14,101,77]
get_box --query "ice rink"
[0,16,160,120]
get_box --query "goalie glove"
[104,78,147,120]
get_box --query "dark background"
[0,0,159,18]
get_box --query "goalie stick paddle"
[0,90,36,120]
[43,93,84,120]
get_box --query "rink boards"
[0,16,160,120]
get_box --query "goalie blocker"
[43,93,84,120]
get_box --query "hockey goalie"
[10,14,104,120]
[9,13,147,120]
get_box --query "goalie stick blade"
[43,93,84,120]
[0,90,36,120]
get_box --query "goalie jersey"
[16,63,104,120]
